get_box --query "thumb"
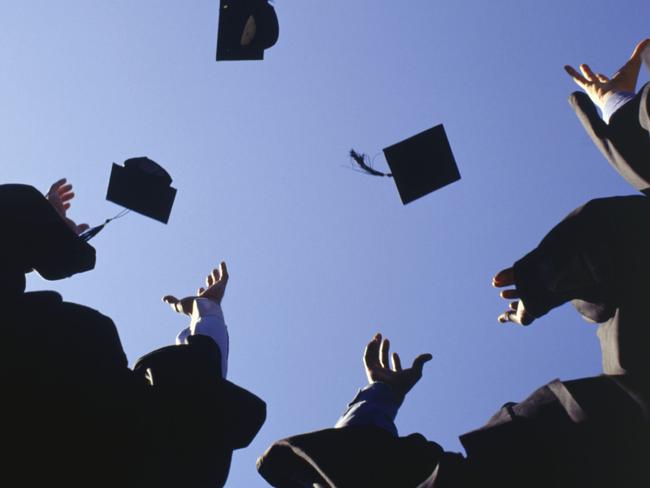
[162,295,185,314]
[631,39,650,60]
[411,353,433,374]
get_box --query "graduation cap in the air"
[350,124,461,204]
[80,157,177,241]
[216,0,279,61]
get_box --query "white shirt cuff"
[175,298,229,378]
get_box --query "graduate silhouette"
[0,181,265,488]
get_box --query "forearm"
[176,298,229,377]
[334,382,401,436]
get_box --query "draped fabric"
[569,82,650,194]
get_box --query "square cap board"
[106,157,177,224]
[216,0,279,61]
[383,124,461,204]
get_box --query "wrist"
[191,298,224,320]
[369,380,405,406]
[599,89,614,107]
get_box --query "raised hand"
[363,333,432,400]
[46,178,90,235]
[492,267,533,326]
[564,39,650,109]
[163,261,229,315]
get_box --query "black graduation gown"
[257,196,650,488]
[0,183,266,488]
[419,374,650,488]
[0,291,267,488]
[133,335,267,488]
[257,375,650,488]
[569,82,650,194]
[513,195,650,375]
[1,291,141,488]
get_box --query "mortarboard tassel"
[349,149,392,178]
[79,209,130,242]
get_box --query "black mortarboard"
[79,157,176,242]
[350,124,461,205]
[383,124,460,204]
[106,157,176,224]
[216,0,279,61]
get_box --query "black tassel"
[79,221,108,242]
[78,209,130,242]
[349,149,392,177]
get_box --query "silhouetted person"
[0,181,264,488]
[258,196,650,488]
[565,39,650,193]
[139,261,267,487]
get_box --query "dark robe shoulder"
[257,376,650,488]
[419,376,650,488]
[513,195,650,375]
[569,83,650,194]
[257,426,443,488]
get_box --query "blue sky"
[3,1,649,485]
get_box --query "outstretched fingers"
[59,190,75,203]
[210,267,220,284]
[499,288,519,299]
[56,182,73,195]
[50,180,75,203]
[493,266,530,324]
[379,338,390,369]
[579,63,598,82]
[498,301,520,323]
[363,333,382,370]
[205,261,229,289]
[564,40,650,101]
[219,261,229,284]
[498,300,533,326]
[411,353,433,374]
[564,64,589,88]
[162,295,182,313]
[498,310,512,324]
[48,178,67,195]
[391,352,402,372]
[492,267,515,288]
[609,39,650,93]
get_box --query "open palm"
[363,333,432,401]
[163,261,229,315]
[46,178,89,235]
[565,39,650,109]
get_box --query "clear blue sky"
[2,1,648,485]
